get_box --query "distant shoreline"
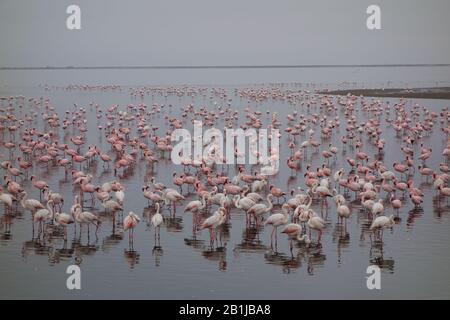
[1,63,450,70]
[319,87,450,100]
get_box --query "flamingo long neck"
[234,195,241,208]
[47,201,54,216]
[306,195,312,209]
[20,192,28,207]
[266,195,273,211]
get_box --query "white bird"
[185,193,208,213]
[74,206,101,234]
[333,193,346,206]
[251,179,267,193]
[20,191,45,214]
[55,210,74,239]
[370,215,395,231]
[101,199,123,213]
[0,187,14,213]
[151,203,163,243]
[336,199,351,225]
[43,188,64,212]
[208,188,227,206]
[151,203,163,228]
[234,195,256,211]
[162,189,185,212]
[242,187,263,203]
[307,211,326,242]
[287,191,309,209]
[371,199,384,216]
[293,196,312,221]
[199,207,226,243]
[247,194,274,225]
[370,215,395,241]
[362,199,375,212]
[265,203,290,242]
[115,190,125,204]
[379,170,396,181]
[281,223,311,248]
[34,200,54,231]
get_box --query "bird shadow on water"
[0,214,13,241]
[368,241,395,274]
[332,224,350,265]
[184,226,228,271]
[124,247,140,269]
[264,241,326,275]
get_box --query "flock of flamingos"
[0,85,449,267]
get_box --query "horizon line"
[1,63,450,70]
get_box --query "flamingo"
[0,187,14,214]
[370,215,395,241]
[34,200,54,233]
[54,210,75,239]
[247,194,274,226]
[20,191,44,215]
[185,193,209,213]
[281,223,311,249]
[265,203,290,244]
[390,194,402,215]
[336,199,351,226]
[73,206,101,236]
[124,211,140,244]
[142,186,162,206]
[199,207,226,244]
[30,175,48,200]
[101,198,123,214]
[371,199,384,216]
[162,189,185,214]
[307,211,326,243]
[151,202,163,240]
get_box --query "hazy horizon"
[1,0,450,68]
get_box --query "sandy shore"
[319,87,450,100]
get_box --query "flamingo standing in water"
[124,211,140,246]
[281,223,311,250]
[370,215,395,241]
[0,187,14,214]
[151,203,163,242]
[264,203,290,245]
[54,209,74,240]
[20,191,44,216]
[336,198,351,226]
[73,206,101,237]
[199,207,226,245]
[34,200,53,233]
[30,176,48,201]
[142,186,162,206]
[162,189,185,214]
[247,194,274,226]
[390,194,402,216]
[307,210,326,243]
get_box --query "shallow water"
[1,67,450,299]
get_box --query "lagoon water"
[1,66,450,299]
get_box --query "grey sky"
[0,0,449,67]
